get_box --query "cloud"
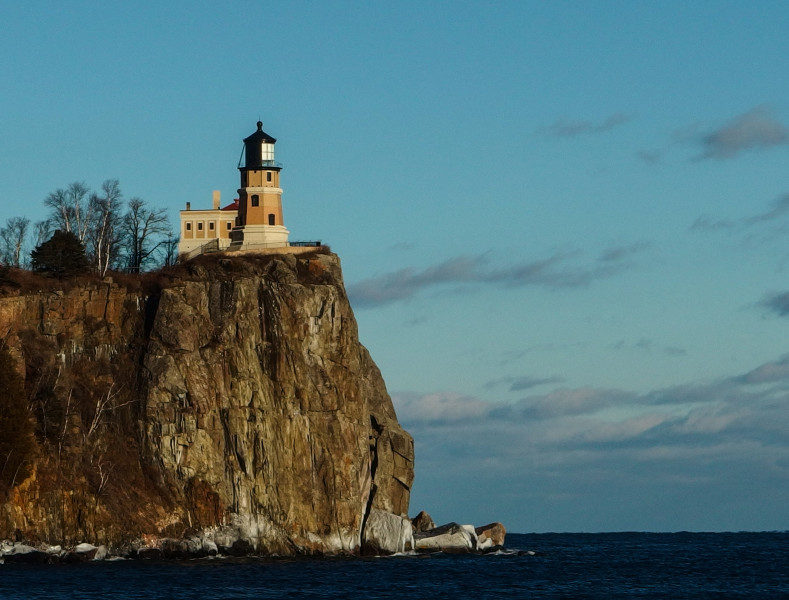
[542,113,631,138]
[610,338,686,357]
[697,105,788,160]
[640,107,788,165]
[514,387,632,420]
[744,194,789,225]
[597,242,650,263]
[690,215,737,232]
[736,355,789,383]
[395,354,789,530]
[759,291,789,317]
[393,391,491,424]
[348,245,647,308]
[485,375,565,392]
[691,194,789,246]
[347,256,483,308]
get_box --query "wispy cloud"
[485,375,565,392]
[697,105,788,160]
[598,242,650,263]
[758,291,789,318]
[639,107,789,165]
[514,387,632,420]
[736,354,789,383]
[689,215,737,233]
[541,113,632,138]
[348,244,648,309]
[691,194,789,242]
[744,194,789,225]
[611,338,686,357]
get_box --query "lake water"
[1,532,787,599]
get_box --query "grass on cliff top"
[0,246,334,296]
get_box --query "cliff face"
[0,252,413,555]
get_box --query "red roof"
[221,199,239,211]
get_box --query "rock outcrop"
[475,522,506,550]
[413,521,507,553]
[411,510,436,532]
[414,522,478,553]
[0,251,414,556]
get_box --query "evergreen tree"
[30,230,89,277]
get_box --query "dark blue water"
[1,532,787,599]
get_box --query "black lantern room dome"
[240,121,280,169]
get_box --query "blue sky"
[3,1,789,532]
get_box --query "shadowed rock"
[411,510,436,532]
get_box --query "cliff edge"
[0,251,414,556]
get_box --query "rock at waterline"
[362,508,414,555]
[414,522,478,553]
[413,521,507,553]
[411,510,436,532]
[475,522,506,550]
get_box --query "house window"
[251,195,259,207]
[209,222,215,230]
[267,172,272,182]
[226,222,232,230]
[268,214,276,225]
[185,222,192,231]
[197,222,203,231]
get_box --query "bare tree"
[33,219,52,247]
[121,198,171,273]
[161,231,180,267]
[0,217,30,267]
[44,182,91,242]
[87,179,123,276]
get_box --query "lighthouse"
[229,121,290,249]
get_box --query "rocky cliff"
[0,251,414,555]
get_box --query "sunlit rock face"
[0,252,413,556]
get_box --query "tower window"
[267,172,272,182]
[251,195,259,207]
[185,222,192,231]
[268,214,276,225]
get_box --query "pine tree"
[30,230,89,277]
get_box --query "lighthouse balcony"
[238,159,283,169]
